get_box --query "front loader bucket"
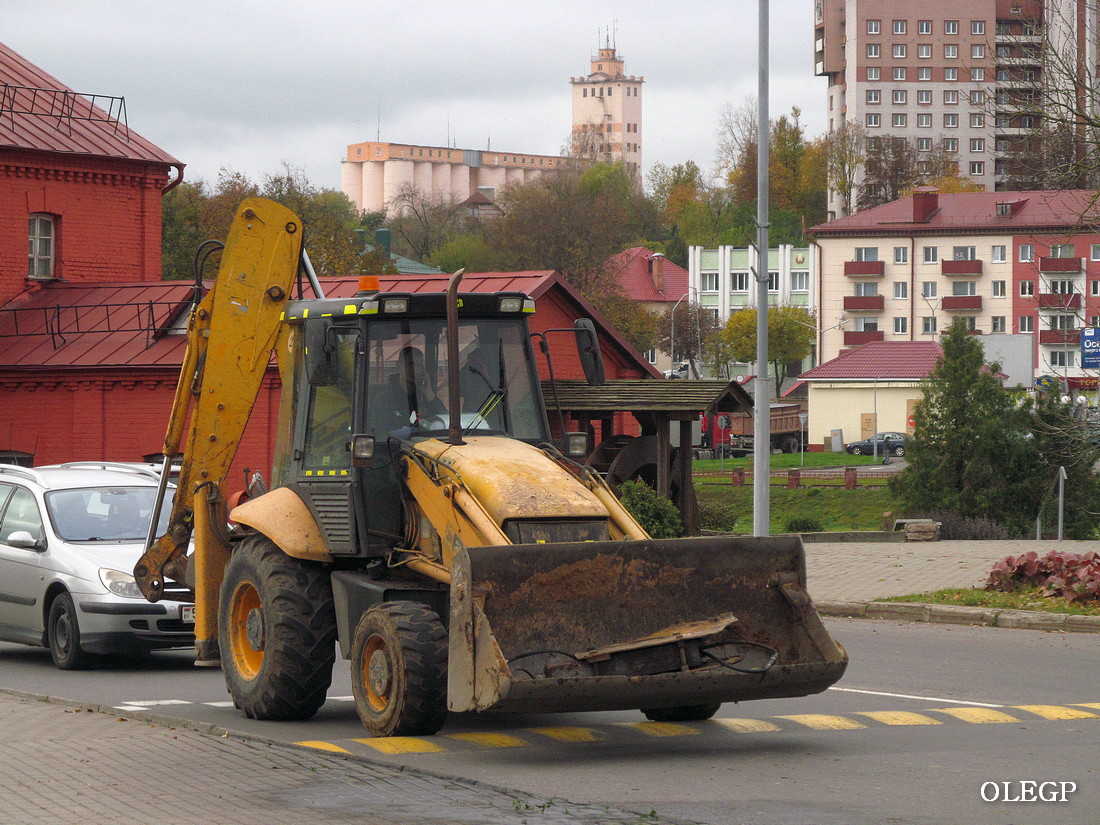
[448,535,847,715]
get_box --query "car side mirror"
[6,531,43,551]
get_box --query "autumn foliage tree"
[719,306,816,389]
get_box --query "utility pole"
[753,0,771,537]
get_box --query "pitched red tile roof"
[0,41,180,167]
[608,247,689,302]
[799,341,944,381]
[810,189,1100,236]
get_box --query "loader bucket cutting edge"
[448,535,848,714]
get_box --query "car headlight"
[100,568,145,599]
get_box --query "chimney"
[649,252,665,291]
[912,187,939,223]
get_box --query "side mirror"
[573,319,605,386]
[6,531,43,551]
[304,319,337,386]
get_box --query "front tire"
[219,532,336,721]
[351,601,448,737]
[641,703,722,723]
[850,445,863,455]
[48,592,92,670]
[894,445,905,457]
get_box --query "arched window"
[28,214,55,279]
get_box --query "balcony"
[941,295,983,311]
[1038,292,1082,310]
[843,295,885,311]
[941,259,984,275]
[844,260,885,276]
[1039,256,1082,274]
[843,330,885,346]
[1039,329,1081,345]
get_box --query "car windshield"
[45,486,171,542]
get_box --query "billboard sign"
[1081,327,1100,369]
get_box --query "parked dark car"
[846,432,906,457]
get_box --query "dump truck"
[704,404,806,457]
[135,198,847,737]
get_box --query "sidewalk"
[0,688,698,825]
[4,537,1098,825]
[806,539,1100,633]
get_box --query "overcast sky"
[5,0,823,193]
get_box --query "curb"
[816,600,1100,633]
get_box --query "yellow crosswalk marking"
[709,718,782,733]
[776,714,867,730]
[621,721,700,737]
[445,732,528,748]
[296,740,351,753]
[1015,705,1100,721]
[526,726,604,743]
[855,711,942,726]
[1074,703,1100,710]
[933,707,1020,723]
[353,737,445,754]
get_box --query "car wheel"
[48,592,93,670]
[894,445,905,457]
[850,445,863,455]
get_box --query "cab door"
[293,324,360,554]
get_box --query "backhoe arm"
[134,198,303,660]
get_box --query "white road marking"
[829,686,1004,708]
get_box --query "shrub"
[911,509,1017,541]
[986,550,1100,603]
[618,480,683,539]
[785,516,823,534]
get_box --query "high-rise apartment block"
[569,46,644,178]
[814,0,1099,218]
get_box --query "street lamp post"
[669,287,699,374]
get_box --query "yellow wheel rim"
[362,635,392,713]
[228,580,264,680]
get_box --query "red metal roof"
[0,271,661,377]
[810,189,1100,236]
[798,341,944,381]
[0,41,180,167]
[0,281,194,370]
[608,247,689,302]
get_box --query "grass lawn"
[696,483,900,534]
[882,587,1100,616]
[694,452,882,473]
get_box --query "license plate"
[181,605,195,625]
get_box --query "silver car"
[0,463,194,669]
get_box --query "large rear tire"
[219,532,336,721]
[641,703,722,723]
[351,601,448,737]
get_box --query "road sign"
[1081,327,1100,369]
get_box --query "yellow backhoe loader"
[136,198,847,736]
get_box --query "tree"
[385,184,470,262]
[857,136,921,211]
[719,306,816,389]
[824,121,866,217]
[886,320,1100,537]
[658,300,722,365]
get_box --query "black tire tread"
[352,601,448,737]
[219,532,337,721]
[641,703,722,723]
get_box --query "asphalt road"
[3,618,1097,825]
